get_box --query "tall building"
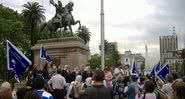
[159,27,184,73]
[159,27,178,65]
[105,42,118,55]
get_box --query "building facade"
[163,50,183,73]
[159,28,183,73]
[159,33,178,65]
[120,50,145,73]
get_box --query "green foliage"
[21,2,45,46]
[39,28,74,39]
[105,51,120,68]
[182,49,185,59]
[105,55,115,67]
[89,51,120,69]
[89,54,101,69]
[76,26,91,44]
[99,40,120,67]
[0,5,30,80]
[99,40,110,52]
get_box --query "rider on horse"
[50,0,64,25]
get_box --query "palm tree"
[77,26,91,44]
[22,2,45,46]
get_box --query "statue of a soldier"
[50,0,64,24]
[40,0,81,34]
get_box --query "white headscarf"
[75,75,82,83]
[85,77,92,87]
[67,75,82,98]
[0,82,11,90]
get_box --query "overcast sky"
[1,0,185,65]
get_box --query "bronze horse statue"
[40,2,81,36]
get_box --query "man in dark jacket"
[80,69,112,99]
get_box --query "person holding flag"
[6,40,32,82]
[151,63,170,99]
[126,60,140,99]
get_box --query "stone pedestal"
[32,37,90,70]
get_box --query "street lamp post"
[100,0,105,70]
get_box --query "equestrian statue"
[40,0,81,36]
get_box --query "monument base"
[32,37,90,71]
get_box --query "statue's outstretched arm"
[50,0,57,6]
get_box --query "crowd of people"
[0,64,185,99]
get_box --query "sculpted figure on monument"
[40,0,81,36]
[50,0,64,25]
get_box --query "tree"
[76,26,91,44]
[0,4,30,80]
[112,51,120,67]
[21,2,45,46]
[105,51,120,68]
[89,54,101,69]
[99,40,120,67]
[99,40,112,54]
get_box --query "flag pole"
[100,0,105,70]
[4,40,8,80]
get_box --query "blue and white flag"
[40,46,52,64]
[131,61,139,76]
[157,63,170,82]
[6,40,32,82]
[150,66,155,79]
[155,62,160,74]
[150,62,160,79]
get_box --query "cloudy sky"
[1,0,185,65]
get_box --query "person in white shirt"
[161,75,173,98]
[48,69,67,99]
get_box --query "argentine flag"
[6,40,32,82]
[40,46,52,64]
